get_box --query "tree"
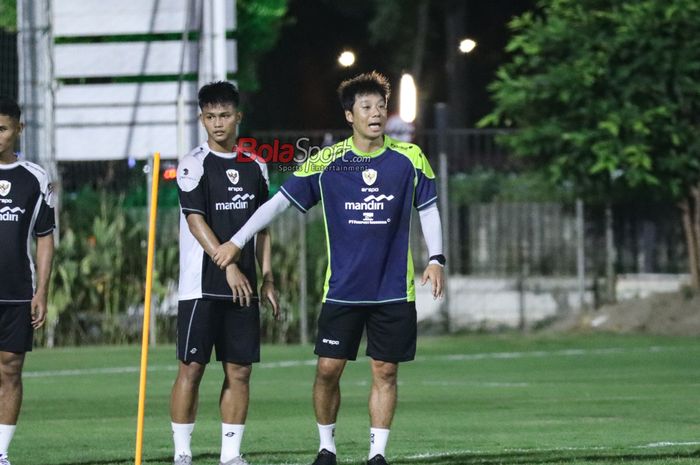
[481,0,700,288]
[0,0,15,31]
[236,0,289,92]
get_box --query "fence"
[7,124,694,341]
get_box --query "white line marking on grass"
[638,441,700,448]
[407,441,700,460]
[417,346,682,363]
[22,345,685,379]
[406,450,477,459]
[421,380,530,387]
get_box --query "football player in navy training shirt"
[213,72,446,465]
[170,82,279,465]
[0,97,56,465]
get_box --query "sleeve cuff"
[416,196,438,211]
[34,227,55,237]
[279,186,308,213]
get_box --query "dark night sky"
[244,0,535,131]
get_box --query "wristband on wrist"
[429,254,446,266]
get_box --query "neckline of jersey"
[204,142,237,159]
[349,135,389,158]
[0,158,20,169]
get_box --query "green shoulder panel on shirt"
[293,137,353,178]
[385,136,436,179]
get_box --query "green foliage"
[368,0,422,72]
[236,0,290,92]
[44,190,179,346]
[482,0,700,203]
[450,168,570,204]
[263,215,327,343]
[0,0,15,31]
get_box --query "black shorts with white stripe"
[176,298,260,365]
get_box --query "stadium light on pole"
[459,38,477,54]
[399,73,417,123]
[338,50,356,67]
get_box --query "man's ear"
[236,112,243,124]
[345,110,354,126]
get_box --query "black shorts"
[176,299,260,365]
[314,302,417,363]
[0,303,33,353]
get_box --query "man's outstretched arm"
[418,203,445,299]
[213,192,291,268]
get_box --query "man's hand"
[260,280,280,320]
[421,264,445,300]
[225,264,253,307]
[213,241,241,269]
[31,292,48,329]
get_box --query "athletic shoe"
[367,454,389,465]
[0,456,11,465]
[173,454,192,465]
[310,448,336,465]
[220,456,250,465]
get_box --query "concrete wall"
[415,273,690,330]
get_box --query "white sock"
[369,427,390,459]
[0,424,16,458]
[172,422,194,459]
[317,423,336,454]
[220,423,245,462]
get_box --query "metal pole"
[298,213,309,345]
[576,198,586,310]
[435,103,450,333]
[145,158,157,347]
[211,0,227,81]
[605,202,616,303]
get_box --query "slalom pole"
[135,152,161,465]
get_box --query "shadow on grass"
[53,448,700,465]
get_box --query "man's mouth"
[368,122,382,130]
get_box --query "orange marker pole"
[135,152,161,465]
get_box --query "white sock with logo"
[172,422,194,459]
[0,424,16,459]
[369,427,390,459]
[220,423,245,462]
[317,423,336,454]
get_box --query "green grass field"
[11,333,700,465]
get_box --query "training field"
[13,333,700,465]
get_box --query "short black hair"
[198,81,240,110]
[337,71,391,112]
[0,96,21,121]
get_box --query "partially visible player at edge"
[214,72,445,465]
[0,97,56,465]
[170,81,279,465]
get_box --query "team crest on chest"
[362,169,377,186]
[0,180,11,196]
[226,169,240,185]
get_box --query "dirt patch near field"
[547,290,700,336]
